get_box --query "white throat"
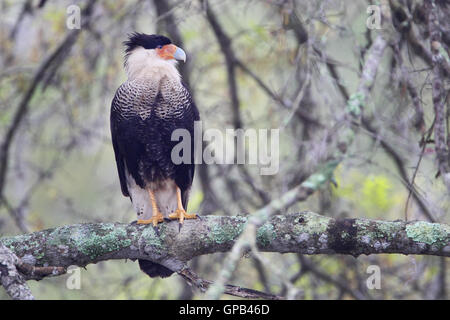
[125,47,181,82]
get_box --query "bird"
[110,33,199,278]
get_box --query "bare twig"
[178,267,283,300]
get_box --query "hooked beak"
[157,44,186,62]
[173,47,186,62]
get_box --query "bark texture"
[0,243,34,300]
[1,212,449,277]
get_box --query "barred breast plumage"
[111,76,199,220]
[110,33,199,278]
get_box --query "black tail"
[138,259,174,278]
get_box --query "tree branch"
[0,243,34,300]
[1,212,449,280]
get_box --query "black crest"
[124,33,172,53]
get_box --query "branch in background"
[361,118,436,222]
[154,0,191,89]
[235,58,323,127]
[178,268,283,300]
[203,1,267,213]
[345,35,388,120]
[0,0,97,211]
[389,0,450,76]
[202,0,242,129]
[425,0,450,191]
[1,197,29,234]
[390,42,426,132]
[405,79,426,132]
[205,4,390,298]
[306,22,388,183]
[8,0,33,41]
[436,257,447,299]
[296,254,368,300]
[324,42,434,221]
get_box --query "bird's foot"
[169,209,197,221]
[137,212,165,227]
[169,209,197,231]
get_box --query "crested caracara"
[110,33,199,278]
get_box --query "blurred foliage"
[333,168,401,218]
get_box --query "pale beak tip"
[174,47,187,63]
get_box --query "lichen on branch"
[1,212,449,279]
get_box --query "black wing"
[110,95,130,197]
[174,81,200,209]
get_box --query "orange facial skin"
[156,44,177,60]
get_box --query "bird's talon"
[169,209,198,220]
[137,219,152,225]
[137,214,164,226]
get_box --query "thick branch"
[0,243,34,300]
[1,212,449,278]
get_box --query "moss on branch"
[0,212,449,276]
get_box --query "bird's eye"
[157,45,163,49]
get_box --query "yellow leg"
[137,190,164,227]
[168,187,197,225]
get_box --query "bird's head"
[123,33,186,80]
